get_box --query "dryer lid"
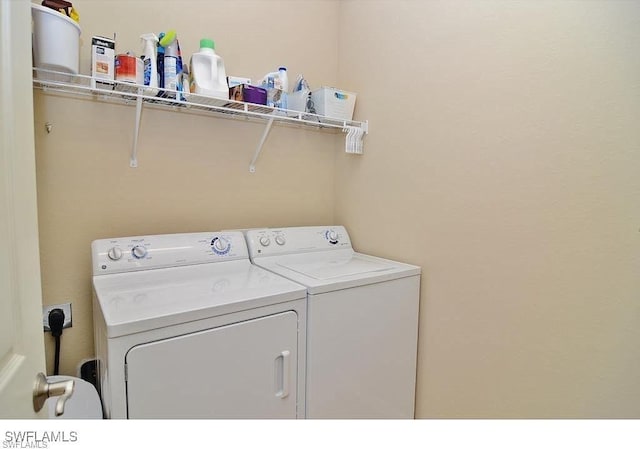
[93,261,306,338]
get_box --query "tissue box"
[310,87,356,120]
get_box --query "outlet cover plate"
[43,303,72,332]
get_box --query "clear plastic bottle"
[261,66,289,108]
[189,38,229,100]
[278,66,288,109]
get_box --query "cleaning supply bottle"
[189,38,229,100]
[261,66,288,108]
[140,33,158,95]
[176,38,186,100]
[156,32,165,90]
[159,30,180,98]
[278,66,288,109]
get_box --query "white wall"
[336,0,640,417]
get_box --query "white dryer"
[245,226,421,419]
[92,232,307,419]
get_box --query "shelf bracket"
[130,89,143,168]
[249,117,275,173]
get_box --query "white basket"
[310,87,356,120]
[32,4,81,80]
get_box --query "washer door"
[125,311,298,418]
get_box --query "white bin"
[32,4,81,79]
[310,87,356,121]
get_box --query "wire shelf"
[32,68,368,170]
[32,69,366,130]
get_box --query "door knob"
[33,372,74,416]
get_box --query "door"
[0,0,48,418]
[126,311,298,418]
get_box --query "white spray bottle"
[140,33,159,95]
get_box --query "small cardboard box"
[310,87,356,120]
[228,84,267,105]
[91,36,115,88]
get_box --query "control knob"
[131,245,148,259]
[326,230,339,244]
[259,236,271,247]
[211,237,231,255]
[275,235,286,246]
[107,247,123,261]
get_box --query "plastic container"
[288,89,310,112]
[261,66,288,108]
[31,4,81,79]
[189,39,229,100]
[115,54,137,83]
[278,66,288,109]
[140,33,159,95]
[310,87,357,120]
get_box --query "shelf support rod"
[130,90,143,168]
[249,117,274,173]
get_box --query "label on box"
[91,36,115,86]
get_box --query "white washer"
[92,232,307,419]
[245,226,421,418]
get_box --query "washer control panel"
[246,226,352,258]
[92,232,248,275]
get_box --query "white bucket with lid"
[31,4,81,79]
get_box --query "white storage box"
[32,4,81,79]
[310,87,356,120]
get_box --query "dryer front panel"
[125,311,298,418]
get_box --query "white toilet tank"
[46,376,103,419]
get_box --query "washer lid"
[255,250,420,294]
[93,260,306,338]
[277,251,396,280]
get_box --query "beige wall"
[35,0,640,418]
[35,0,341,376]
[336,1,640,417]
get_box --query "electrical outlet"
[43,303,72,332]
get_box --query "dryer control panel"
[92,232,249,275]
[246,226,352,258]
